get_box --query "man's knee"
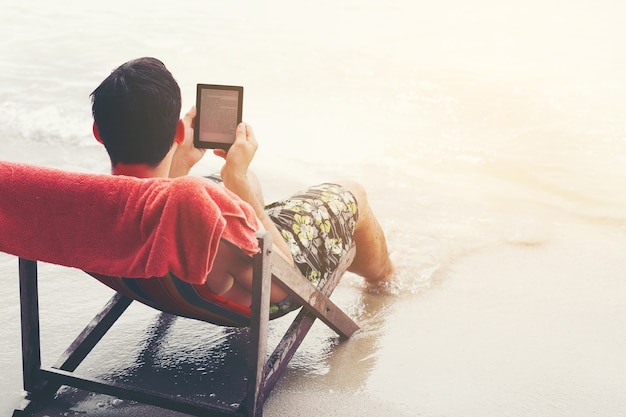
[334,180,378,235]
[335,179,368,208]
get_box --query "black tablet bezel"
[194,84,243,150]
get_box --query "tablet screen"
[194,84,243,150]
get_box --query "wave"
[0,100,93,147]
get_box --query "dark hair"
[90,57,181,166]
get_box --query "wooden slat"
[245,233,272,417]
[39,367,239,417]
[269,248,359,339]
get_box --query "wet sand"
[2,220,625,416]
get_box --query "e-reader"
[194,84,243,150]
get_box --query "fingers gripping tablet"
[194,84,243,150]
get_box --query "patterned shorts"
[265,183,359,317]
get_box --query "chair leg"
[261,245,358,402]
[245,233,272,417]
[53,292,133,371]
[18,259,42,393]
[16,258,134,415]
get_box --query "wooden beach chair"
[1,162,359,417]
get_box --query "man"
[91,57,393,315]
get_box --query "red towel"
[0,161,260,284]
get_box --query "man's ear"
[174,119,185,145]
[92,122,103,144]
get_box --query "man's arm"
[216,122,295,269]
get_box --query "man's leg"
[335,180,394,283]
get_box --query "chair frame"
[13,232,358,417]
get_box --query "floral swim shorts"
[265,183,359,317]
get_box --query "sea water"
[1,0,625,415]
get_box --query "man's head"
[91,57,181,167]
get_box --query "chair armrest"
[269,250,359,338]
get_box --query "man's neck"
[111,162,170,178]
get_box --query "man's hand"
[216,122,257,184]
[169,106,206,178]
